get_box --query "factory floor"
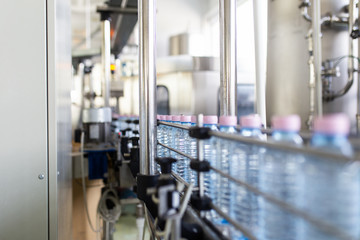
[73,178,149,240]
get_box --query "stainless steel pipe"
[219,0,237,116]
[101,18,111,107]
[253,0,267,127]
[358,0,360,134]
[138,0,157,175]
[312,0,323,116]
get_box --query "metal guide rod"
[209,130,356,163]
[210,203,257,240]
[158,121,355,162]
[158,142,195,160]
[312,0,323,116]
[158,121,190,130]
[219,0,237,116]
[101,16,111,107]
[210,166,354,240]
[139,0,157,175]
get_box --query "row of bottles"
[156,113,359,240]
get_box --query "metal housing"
[266,0,357,130]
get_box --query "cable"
[97,188,122,223]
[80,131,101,233]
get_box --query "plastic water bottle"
[156,115,166,173]
[174,115,191,181]
[170,115,181,172]
[303,113,359,240]
[186,115,198,185]
[230,115,264,239]
[259,115,303,240]
[162,115,172,157]
[203,115,219,198]
[214,116,237,234]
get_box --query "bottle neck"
[272,130,303,145]
[219,125,237,133]
[311,133,353,156]
[240,127,262,138]
[181,122,191,126]
[204,123,218,131]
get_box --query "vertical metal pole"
[219,0,237,116]
[356,0,360,133]
[196,114,205,217]
[253,0,267,127]
[312,0,323,116]
[139,0,157,175]
[101,15,111,107]
[85,0,91,49]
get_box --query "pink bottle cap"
[159,115,165,121]
[271,114,301,132]
[219,116,237,126]
[171,115,181,122]
[181,115,191,122]
[191,116,197,124]
[165,115,172,121]
[204,115,218,125]
[157,115,161,120]
[313,113,350,135]
[240,114,262,128]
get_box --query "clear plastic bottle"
[187,115,198,185]
[259,115,303,240]
[174,115,192,181]
[171,115,181,172]
[162,115,172,158]
[215,116,237,234]
[156,115,166,173]
[304,113,359,240]
[203,115,219,200]
[231,114,265,239]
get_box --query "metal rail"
[210,202,257,240]
[210,166,354,240]
[158,121,355,162]
[158,121,190,130]
[158,142,195,160]
[208,130,356,163]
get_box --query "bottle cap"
[159,115,166,121]
[271,114,301,132]
[181,115,191,122]
[219,116,237,126]
[156,115,161,120]
[165,115,172,121]
[204,115,218,125]
[240,114,262,128]
[313,113,350,135]
[191,115,197,124]
[171,115,181,122]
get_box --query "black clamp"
[298,1,310,8]
[131,137,139,147]
[189,127,212,140]
[190,159,211,172]
[190,191,212,211]
[133,119,139,125]
[351,29,360,39]
[133,130,139,135]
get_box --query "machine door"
[0,0,48,239]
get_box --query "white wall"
[156,0,208,57]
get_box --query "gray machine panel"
[0,0,48,239]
